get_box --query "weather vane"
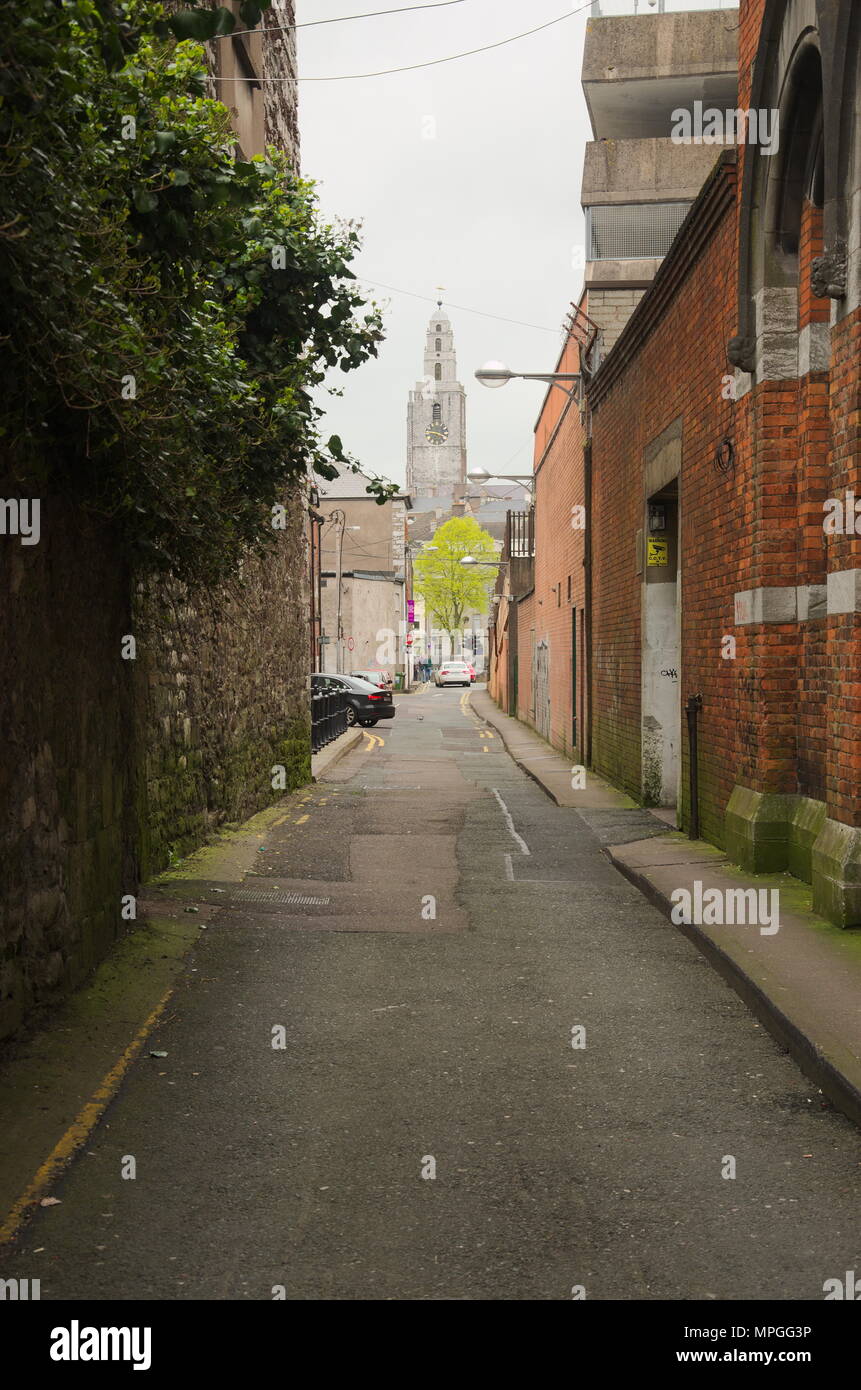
[435,284,445,308]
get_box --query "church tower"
[405,303,467,498]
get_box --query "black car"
[311,673,396,728]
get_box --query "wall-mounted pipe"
[685,694,703,839]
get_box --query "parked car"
[349,668,394,694]
[466,663,476,682]
[311,673,396,727]
[434,661,472,688]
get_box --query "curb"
[311,726,363,780]
[471,696,564,805]
[607,849,861,1131]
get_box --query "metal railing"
[311,688,349,754]
[504,508,535,560]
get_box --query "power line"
[215,4,588,82]
[358,277,560,334]
[223,0,468,43]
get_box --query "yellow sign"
[647,537,668,567]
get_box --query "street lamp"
[460,555,508,567]
[475,361,580,401]
[467,465,534,490]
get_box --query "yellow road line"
[295,814,309,825]
[0,987,175,1247]
[271,813,288,827]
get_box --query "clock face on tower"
[425,422,449,444]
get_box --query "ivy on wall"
[0,0,390,583]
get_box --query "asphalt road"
[7,686,861,1300]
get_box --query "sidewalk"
[470,689,861,1128]
[311,725,362,780]
[471,689,637,809]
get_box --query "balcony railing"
[502,509,535,598]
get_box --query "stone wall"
[135,492,310,879]
[0,3,309,1041]
[0,485,310,1041]
[0,495,136,1040]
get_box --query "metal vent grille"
[586,203,691,261]
[232,888,331,906]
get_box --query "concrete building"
[581,4,737,357]
[317,470,412,679]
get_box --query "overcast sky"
[296,0,736,491]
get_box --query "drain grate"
[232,888,332,906]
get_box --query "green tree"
[0,0,392,583]
[413,516,498,636]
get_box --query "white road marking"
[504,852,514,881]
[492,788,530,856]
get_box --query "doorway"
[533,637,551,742]
[641,481,680,808]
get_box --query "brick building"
[491,2,737,769]
[489,0,861,926]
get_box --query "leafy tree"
[0,0,391,582]
[413,516,498,635]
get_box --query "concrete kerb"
[311,726,363,780]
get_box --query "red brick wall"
[530,382,588,761]
[589,181,859,840]
[825,304,861,826]
[590,162,741,834]
[516,592,535,723]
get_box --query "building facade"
[317,470,411,678]
[489,0,861,928]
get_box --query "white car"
[435,661,472,688]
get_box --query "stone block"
[787,796,827,884]
[812,818,861,928]
[724,785,795,872]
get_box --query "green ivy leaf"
[169,9,224,40]
[133,189,158,213]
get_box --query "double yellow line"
[459,690,496,748]
[363,731,384,750]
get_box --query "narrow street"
[7,687,860,1302]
